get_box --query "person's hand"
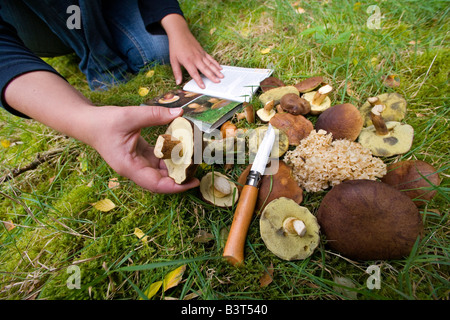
[88,105,200,193]
[161,14,224,89]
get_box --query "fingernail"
[170,107,182,115]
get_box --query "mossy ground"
[0,0,448,300]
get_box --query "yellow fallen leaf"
[91,199,116,212]
[240,27,250,38]
[141,281,162,300]
[353,2,361,11]
[209,27,217,35]
[163,265,186,292]
[3,220,16,231]
[108,177,120,189]
[260,47,271,54]
[138,87,150,96]
[145,70,155,78]
[296,7,306,14]
[259,262,274,287]
[1,140,11,148]
[134,227,149,243]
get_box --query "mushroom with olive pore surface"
[260,197,320,261]
[302,84,333,115]
[359,92,407,127]
[315,103,364,141]
[237,162,303,212]
[317,179,423,260]
[358,105,414,157]
[280,93,311,115]
[153,117,198,184]
[200,172,239,207]
[381,160,441,207]
[259,86,299,105]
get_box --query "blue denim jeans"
[0,0,170,90]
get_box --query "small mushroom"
[260,76,286,92]
[153,117,198,184]
[280,93,311,115]
[259,86,299,105]
[270,112,314,146]
[293,76,323,93]
[256,100,276,122]
[302,84,333,115]
[247,125,289,158]
[220,121,237,139]
[158,92,180,104]
[315,103,364,141]
[317,179,423,260]
[200,172,239,207]
[260,197,320,261]
[235,103,255,123]
[358,105,414,157]
[359,92,407,127]
[381,160,441,207]
[237,162,303,212]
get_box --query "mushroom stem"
[312,85,333,105]
[367,96,381,107]
[370,105,389,136]
[283,217,307,237]
[264,100,275,112]
[213,176,232,198]
[154,134,183,159]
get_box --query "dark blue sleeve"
[0,10,61,118]
[138,0,184,27]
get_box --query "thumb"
[127,105,183,130]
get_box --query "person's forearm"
[160,13,190,38]
[3,71,99,146]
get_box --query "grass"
[0,0,449,301]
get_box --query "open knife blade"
[223,124,276,265]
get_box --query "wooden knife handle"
[223,185,259,266]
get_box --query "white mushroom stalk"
[213,176,232,198]
[283,217,307,237]
[312,84,333,105]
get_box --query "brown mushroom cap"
[359,92,407,127]
[159,117,198,184]
[280,93,311,115]
[317,179,423,260]
[381,160,441,207]
[260,197,320,261]
[294,76,323,93]
[260,76,286,92]
[315,103,364,141]
[200,172,239,207]
[237,162,303,212]
[269,113,314,146]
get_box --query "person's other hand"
[161,14,223,89]
[89,105,199,193]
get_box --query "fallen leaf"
[296,7,306,14]
[333,276,357,299]
[134,227,149,243]
[240,27,250,38]
[260,47,271,54]
[1,140,10,148]
[209,27,217,35]
[3,220,16,231]
[91,199,116,212]
[108,178,120,189]
[259,263,274,287]
[163,265,186,292]
[383,74,400,88]
[141,281,162,300]
[138,87,150,96]
[193,230,214,243]
[145,70,155,78]
[353,2,361,11]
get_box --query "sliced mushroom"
[200,172,239,207]
[269,112,314,146]
[257,100,276,122]
[358,105,414,157]
[260,197,320,261]
[315,103,364,141]
[381,160,441,207]
[247,125,289,159]
[359,92,407,127]
[153,117,198,184]
[280,93,311,115]
[237,162,303,212]
[293,76,323,93]
[302,84,333,115]
[317,179,423,260]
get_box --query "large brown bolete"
[200,171,239,207]
[237,162,303,213]
[381,160,441,207]
[315,103,363,141]
[317,179,423,260]
[269,112,314,146]
[153,117,198,184]
[280,93,311,115]
[260,197,320,261]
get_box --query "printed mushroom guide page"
[183,65,273,103]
